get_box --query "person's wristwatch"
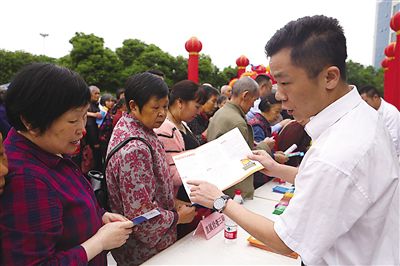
[213,195,230,213]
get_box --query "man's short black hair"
[359,85,380,98]
[147,69,165,79]
[6,63,90,134]
[265,15,347,80]
[124,72,169,112]
[255,74,271,85]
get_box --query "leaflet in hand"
[173,128,264,200]
[131,209,161,225]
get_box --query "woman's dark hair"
[100,93,114,106]
[217,95,227,106]
[6,63,90,134]
[115,88,125,100]
[169,80,206,106]
[124,72,169,112]
[111,98,126,115]
[259,93,282,113]
[200,84,220,102]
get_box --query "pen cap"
[284,144,297,155]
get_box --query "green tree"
[116,39,147,67]
[69,32,123,92]
[346,60,384,94]
[116,41,178,86]
[170,55,188,84]
[215,66,238,88]
[0,50,55,84]
[198,54,221,87]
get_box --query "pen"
[287,151,304,157]
[284,144,298,155]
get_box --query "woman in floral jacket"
[106,73,195,265]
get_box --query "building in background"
[373,0,400,69]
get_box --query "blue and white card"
[131,209,161,225]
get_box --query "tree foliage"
[0,34,385,95]
[346,60,384,94]
[0,50,55,84]
[69,33,123,91]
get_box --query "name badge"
[193,212,225,240]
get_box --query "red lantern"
[382,57,390,101]
[390,12,400,109]
[185,37,202,83]
[236,55,249,78]
[384,43,396,106]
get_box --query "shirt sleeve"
[384,109,400,156]
[271,123,282,134]
[118,145,176,247]
[273,160,371,265]
[0,175,88,266]
[252,125,266,143]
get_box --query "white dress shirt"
[274,88,399,265]
[378,98,400,156]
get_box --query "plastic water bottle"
[233,189,244,204]
[224,190,244,243]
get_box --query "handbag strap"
[104,136,153,171]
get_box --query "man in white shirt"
[360,85,400,156]
[187,15,399,265]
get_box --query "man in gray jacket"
[207,77,273,199]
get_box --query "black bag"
[88,136,153,211]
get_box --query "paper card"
[193,212,225,240]
[247,236,299,259]
[131,209,161,225]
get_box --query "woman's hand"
[102,212,129,224]
[177,205,196,224]
[94,220,134,251]
[274,151,289,164]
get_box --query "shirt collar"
[254,113,270,125]
[7,128,65,168]
[305,86,362,141]
[226,102,246,118]
[123,112,157,136]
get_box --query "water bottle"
[224,190,244,243]
[233,189,244,204]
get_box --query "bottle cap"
[234,189,241,195]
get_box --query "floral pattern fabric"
[106,113,178,265]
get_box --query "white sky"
[1,0,378,70]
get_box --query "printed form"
[173,127,264,198]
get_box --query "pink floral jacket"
[106,113,178,265]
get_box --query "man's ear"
[242,90,249,100]
[325,66,340,91]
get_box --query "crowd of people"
[0,14,399,266]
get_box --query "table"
[142,196,300,265]
[254,180,294,202]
